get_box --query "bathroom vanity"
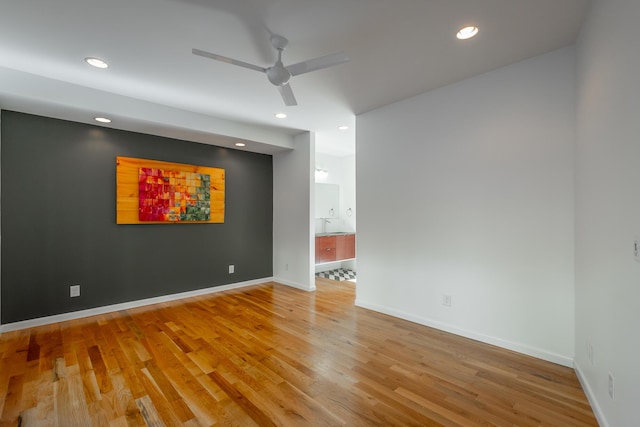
[315,233,355,263]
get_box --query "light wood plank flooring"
[0,278,597,426]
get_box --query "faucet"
[322,218,331,234]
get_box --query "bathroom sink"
[316,232,352,236]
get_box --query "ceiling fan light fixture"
[85,57,109,68]
[456,26,479,40]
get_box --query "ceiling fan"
[192,34,349,106]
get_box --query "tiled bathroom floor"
[316,268,356,281]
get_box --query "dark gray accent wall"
[1,111,273,324]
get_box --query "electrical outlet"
[442,294,452,307]
[586,338,594,366]
[228,265,235,274]
[608,373,615,399]
[70,284,80,298]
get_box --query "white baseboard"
[574,361,609,427]
[0,278,273,333]
[355,299,574,368]
[314,261,342,273]
[273,277,316,292]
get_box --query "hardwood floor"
[0,278,597,426]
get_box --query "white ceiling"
[0,0,589,156]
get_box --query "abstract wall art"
[116,156,225,224]
[138,168,210,222]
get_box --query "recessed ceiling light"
[235,142,246,147]
[456,26,479,40]
[85,57,109,69]
[338,125,349,131]
[274,112,287,119]
[94,117,111,123]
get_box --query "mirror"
[315,183,340,219]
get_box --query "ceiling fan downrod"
[267,48,291,86]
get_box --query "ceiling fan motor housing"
[267,64,291,86]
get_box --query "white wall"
[356,47,576,366]
[0,109,2,325]
[575,1,640,425]
[273,132,316,291]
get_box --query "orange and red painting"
[138,168,210,222]
[116,156,225,224]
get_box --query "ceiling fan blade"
[192,48,266,73]
[278,83,298,106]
[287,52,349,76]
